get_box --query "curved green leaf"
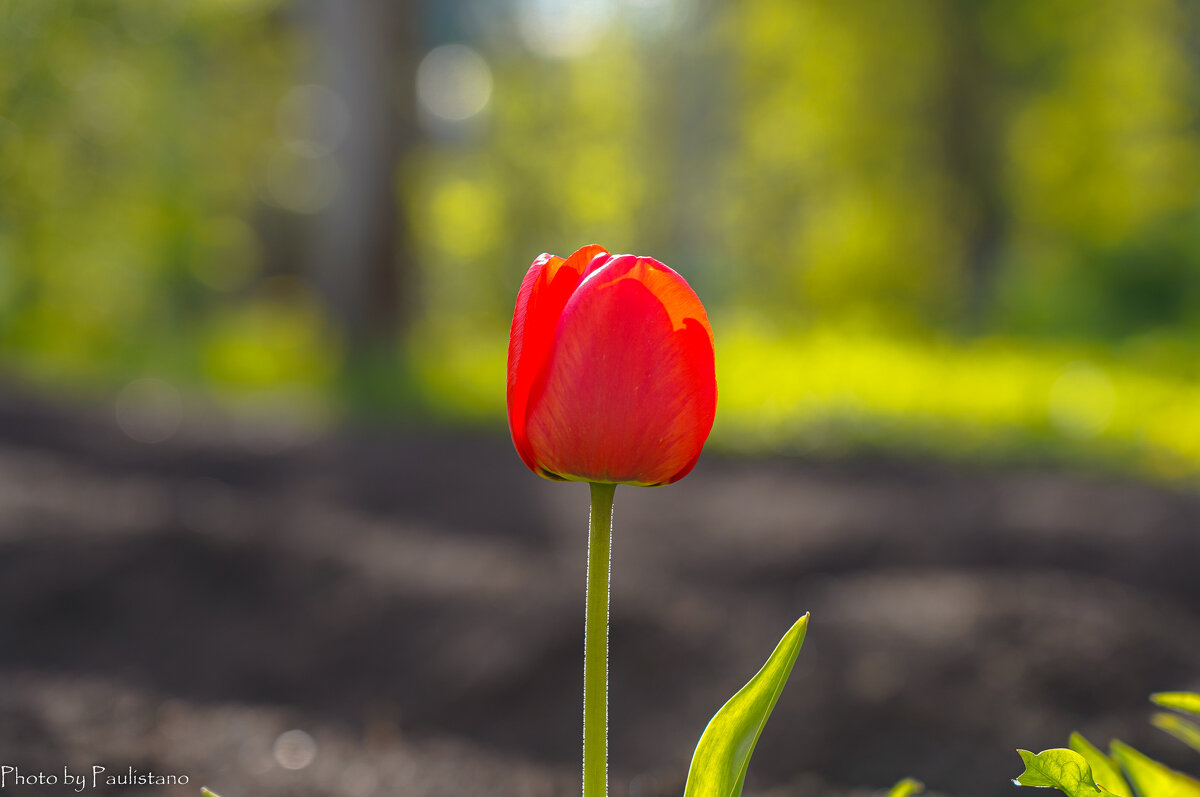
[1110,741,1200,797]
[683,614,809,797]
[888,777,925,797]
[1013,749,1103,796]
[1152,694,1200,717]
[1152,712,1200,755]
[1070,732,1132,797]
[200,789,222,797]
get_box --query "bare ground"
[1,391,1198,797]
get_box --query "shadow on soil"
[1,392,1198,796]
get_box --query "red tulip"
[507,244,717,487]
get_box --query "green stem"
[584,481,616,797]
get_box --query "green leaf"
[200,789,223,797]
[683,614,809,797]
[1152,712,1200,755]
[888,777,925,797]
[1152,694,1200,717]
[1070,732,1133,797]
[1013,749,1103,796]
[1110,741,1200,797]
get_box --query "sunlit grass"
[11,302,1200,483]
[410,319,1200,481]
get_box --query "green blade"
[1152,694,1200,717]
[1110,741,1200,797]
[683,614,809,797]
[1012,749,1103,796]
[1152,712,1200,755]
[888,777,926,797]
[1070,732,1132,797]
[200,789,223,797]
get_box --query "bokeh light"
[272,729,317,771]
[1049,362,1117,440]
[114,378,184,444]
[416,44,494,123]
[516,0,618,58]
[277,84,350,157]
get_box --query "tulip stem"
[583,481,616,797]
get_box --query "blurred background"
[2,0,1200,795]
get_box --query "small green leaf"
[1152,694,1200,717]
[200,789,223,797]
[1110,740,1200,797]
[1152,712,1200,755]
[1013,749,1103,796]
[683,614,809,797]
[888,777,926,797]
[1070,732,1133,797]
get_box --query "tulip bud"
[507,245,717,486]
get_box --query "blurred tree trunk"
[662,0,729,302]
[312,0,419,348]
[943,2,1005,331]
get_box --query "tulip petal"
[508,245,608,476]
[524,255,716,485]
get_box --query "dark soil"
[1,391,1199,797]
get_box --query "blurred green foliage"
[0,0,334,397]
[4,0,1200,473]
